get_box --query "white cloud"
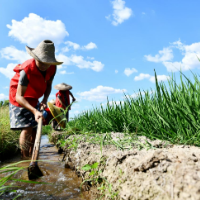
[106,0,133,26]
[115,70,118,73]
[165,41,200,72]
[144,47,173,63]
[64,41,80,50]
[84,42,97,50]
[7,13,69,46]
[61,47,70,52]
[60,70,67,74]
[63,41,97,51]
[59,70,74,75]
[149,75,170,83]
[56,54,71,65]
[145,40,200,72]
[57,65,63,70]
[0,63,16,79]
[134,73,170,83]
[124,68,137,76]
[0,46,31,63]
[3,86,9,89]
[142,12,146,15]
[77,85,127,101]
[73,110,80,114]
[134,73,151,81]
[0,93,8,100]
[57,54,104,72]
[87,56,95,60]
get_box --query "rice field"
[67,70,200,146]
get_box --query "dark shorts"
[9,103,38,130]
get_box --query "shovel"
[28,106,44,180]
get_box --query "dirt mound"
[53,132,200,200]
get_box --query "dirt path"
[52,132,200,200]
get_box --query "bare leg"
[29,128,36,156]
[19,127,33,158]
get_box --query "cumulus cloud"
[87,56,95,60]
[134,73,170,83]
[124,68,137,76]
[115,70,118,73]
[0,63,16,79]
[149,75,170,83]
[57,54,104,72]
[0,93,8,100]
[145,40,200,72]
[164,41,200,72]
[77,85,126,101]
[0,46,31,63]
[59,70,74,75]
[84,42,97,50]
[64,41,80,50]
[134,73,151,81]
[106,0,133,26]
[7,13,69,46]
[63,41,97,51]
[144,47,173,63]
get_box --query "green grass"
[65,70,200,147]
[0,106,20,160]
[0,161,49,199]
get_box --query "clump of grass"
[42,125,53,135]
[0,106,20,160]
[66,70,200,146]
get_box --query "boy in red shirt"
[9,40,63,158]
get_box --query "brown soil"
[52,132,200,200]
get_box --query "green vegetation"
[0,104,20,160]
[42,125,53,135]
[0,161,49,199]
[66,70,200,146]
[0,100,9,108]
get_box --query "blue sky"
[1,0,200,119]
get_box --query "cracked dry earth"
[52,132,200,200]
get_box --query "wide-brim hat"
[26,40,63,65]
[54,83,72,91]
[50,99,56,104]
[47,102,66,128]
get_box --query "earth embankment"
[52,131,200,200]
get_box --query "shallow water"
[0,135,90,200]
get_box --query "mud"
[52,132,200,200]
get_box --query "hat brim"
[54,84,72,91]
[47,102,66,128]
[26,46,63,65]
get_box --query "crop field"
[66,71,200,147]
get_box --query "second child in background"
[54,83,76,122]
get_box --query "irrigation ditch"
[51,131,200,200]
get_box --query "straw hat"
[25,40,63,65]
[47,102,66,128]
[49,99,55,105]
[54,83,72,91]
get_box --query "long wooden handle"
[30,106,44,163]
